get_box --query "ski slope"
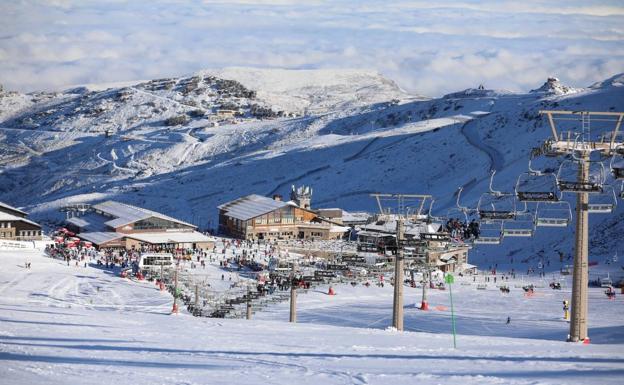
[1,250,623,385]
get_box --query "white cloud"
[0,0,623,96]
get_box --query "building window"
[134,217,188,230]
[281,207,294,224]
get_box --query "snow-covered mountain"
[1,68,623,264]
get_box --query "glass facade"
[133,217,189,230]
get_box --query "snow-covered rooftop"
[76,231,124,245]
[126,231,215,244]
[0,201,27,217]
[0,211,40,228]
[218,194,294,221]
[92,201,196,229]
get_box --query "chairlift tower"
[370,193,433,331]
[539,110,624,343]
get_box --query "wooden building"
[0,202,42,241]
[218,194,347,240]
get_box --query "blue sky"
[1,0,623,96]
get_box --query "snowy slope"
[1,251,623,385]
[1,69,624,274]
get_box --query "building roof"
[0,212,41,228]
[92,201,196,229]
[329,225,350,233]
[0,202,28,217]
[218,194,295,221]
[342,211,371,223]
[77,232,124,245]
[66,217,90,228]
[77,231,215,246]
[66,211,114,233]
[126,231,215,244]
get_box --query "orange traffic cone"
[328,286,335,296]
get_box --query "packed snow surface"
[1,251,623,385]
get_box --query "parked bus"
[138,253,174,271]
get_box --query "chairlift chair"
[535,201,572,227]
[587,185,618,213]
[515,156,561,202]
[477,170,517,220]
[515,172,560,202]
[502,212,535,237]
[557,159,605,193]
[477,193,516,220]
[610,147,624,180]
[472,220,503,245]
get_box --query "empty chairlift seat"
[477,193,516,220]
[587,185,618,213]
[557,160,605,193]
[535,201,572,227]
[515,172,560,202]
[502,213,535,237]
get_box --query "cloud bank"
[0,0,623,96]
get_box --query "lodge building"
[0,202,43,241]
[218,186,349,240]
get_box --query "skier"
[506,316,511,324]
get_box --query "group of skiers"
[443,218,480,241]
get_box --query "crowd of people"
[442,218,480,241]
